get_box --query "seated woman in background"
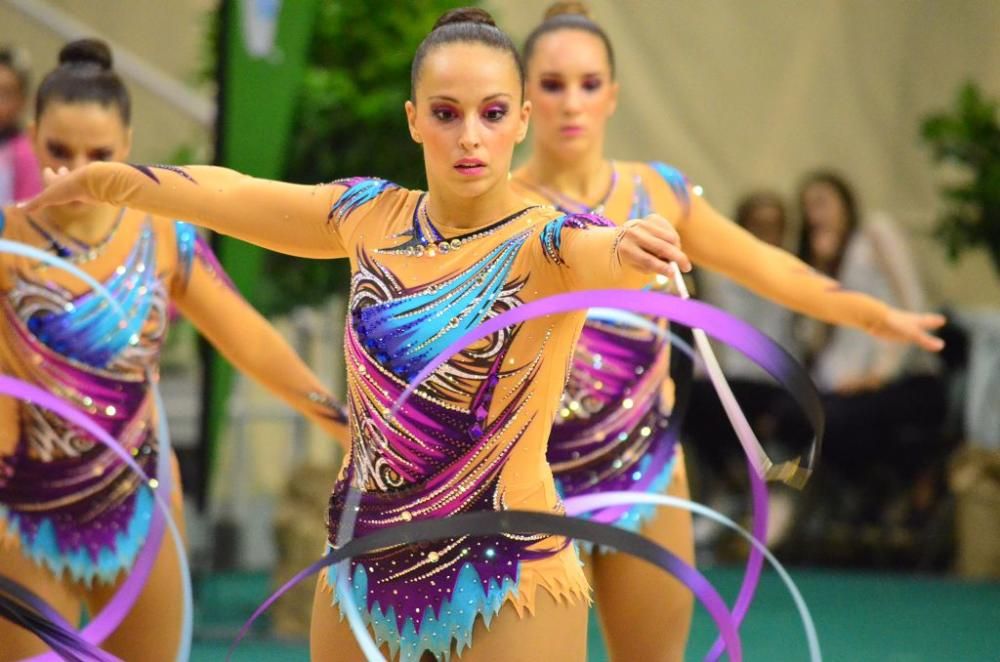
[789,170,948,540]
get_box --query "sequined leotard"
[62,162,654,660]
[513,160,893,534]
[0,204,347,585]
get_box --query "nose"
[458,116,481,151]
[69,153,89,172]
[563,86,584,115]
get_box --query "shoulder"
[143,214,199,285]
[327,176,408,223]
[171,219,198,267]
[641,161,692,208]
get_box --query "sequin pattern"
[0,218,186,584]
[544,162,692,537]
[326,227,574,661]
[539,213,614,266]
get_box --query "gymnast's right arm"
[21,163,349,258]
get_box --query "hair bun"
[433,7,497,31]
[544,1,592,21]
[59,39,113,70]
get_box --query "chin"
[549,134,591,155]
[447,176,497,199]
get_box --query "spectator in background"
[789,171,948,539]
[710,191,801,374]
[797,171,938,393]
[0,45,42,205]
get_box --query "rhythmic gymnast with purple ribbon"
[510,3,946,660]
[0,39,347,661]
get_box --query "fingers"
[904,314,945,352]
[17,168,77,213]
[42,166,68,186]
[17,187,57,213]
[637,213,681,246]
[626,215,692,272]
[908,312,946,351]
[915,331,945,352]
[918,312,947,330]
[618,239,675,278]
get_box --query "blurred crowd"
[689,175,997,574]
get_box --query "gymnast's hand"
[18,166,101,211]
[871,308,946,352]
[615,213,692,276]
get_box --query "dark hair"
[796,170,859,273]
[35,39,131,124]
[0,45,30,95]
[411,7,523,100]
[735,190,786,230]
[523,2,615,78]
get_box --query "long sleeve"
[537,213,651,293]
[80,162,349,258]
[677,193,891,334]
[171,237,349,448]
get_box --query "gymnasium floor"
[192,567,999,661]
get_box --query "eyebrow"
[427,93,512,103]
[538,71,605,77]
[46,139,113,151]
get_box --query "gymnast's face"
[406,42,530,200]
[29,101,132,218]
[525,29,618,158]
[31,101,132,175]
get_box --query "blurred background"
[2,0,998,659]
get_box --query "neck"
[520,139,610,205]
[425,179,522,231]
[42,204,122,245]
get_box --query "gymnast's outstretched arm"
[22,163,350,259]
[675,193,945,352]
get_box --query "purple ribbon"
[0,377,173,661]
[230,507,742,661]
[230,288,821,660]
[393,289,821,660]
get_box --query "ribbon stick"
[395,289,823,485]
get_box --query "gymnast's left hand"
[615,213,692,276]
[18,165,101,212]
[871,308,946,352]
